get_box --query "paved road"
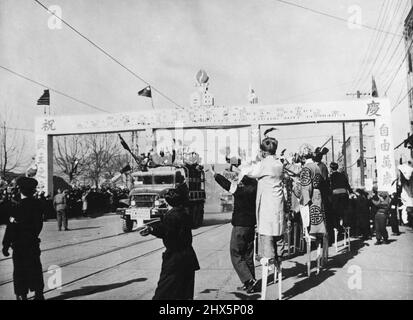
[0,212,412,300]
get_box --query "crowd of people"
[1,134,412,300]
[208,136,411,296]
[0,180,129,225]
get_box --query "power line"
[369,1,409,90]
[0,64,111,113]
[384,39,413,95]
[353,0,397,92]
[350,0,387,92]
[391,88,410,112]
[274,0,403,37]
[33,0,184,110]
[360,0,403,91]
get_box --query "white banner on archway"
[35,98,396,194]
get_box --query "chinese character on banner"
[381,155,392,169]
[36,138,45,150]
[383,171,392,185]
[366,101,381,117]
[41,119,56,131]
[380,139,390,152]
[379,124,389,136]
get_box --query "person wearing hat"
[140,185,199,300]
[210,161,258,294]
[53,188,69,231]
[2,176,45,300]
[328,162,352,243]
[371,192,390,245]
[354,188,371,240]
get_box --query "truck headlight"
[131,200,136,206]
[154,200,160,206]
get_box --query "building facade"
[404,3,413,156]
[337,135,377,189]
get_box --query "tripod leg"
[316,241,321,275]
[293,223,297,254]
[260,257,269,300]
[307,237,311,277]
[334,228,338,253]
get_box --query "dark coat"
[214,173,257,227]
[150,206,200,274]
[150,205,199,300]
[2,197,44,295]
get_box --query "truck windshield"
[154,175,175,184]
[136,175,153,184]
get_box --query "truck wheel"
[122,218,133,232]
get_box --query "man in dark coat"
[354,189,371,240]
[2,177,45,300]
[389,192,401,236]
[211,163,258,293]
[140,186,199,300]
[329,162,352,242]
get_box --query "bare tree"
[0,117,27,179]
[84,134,121,187]
[54,135,89,183]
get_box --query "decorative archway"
[35,98,395,195]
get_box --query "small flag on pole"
[372,76,379,98]
[37,89,50,105]
[138,86,152,98]
[118,134,132,153]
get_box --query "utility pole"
[359,121,365,187]
[342,122,347,176]
[346,90,370,184]
[331,135,335,162]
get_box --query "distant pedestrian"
[2,177,45,300]
[371,192,390,245]
[140,186,199,300]
[53,189,69,231]
[389,192,401,236]
[211,162,258,293]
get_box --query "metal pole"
[331,135,335,162]
[342,122,347,176]
[359,121,365,186]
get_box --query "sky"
[0,0,411,170]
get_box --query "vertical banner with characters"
[370,99,396,192]
[35,134,53,195]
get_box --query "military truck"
[118,164,206,232]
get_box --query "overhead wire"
[33,0,185,110]
[0,64,111,113]
[274,0,403,37]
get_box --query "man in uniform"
[2,176,45,300]
[53,188,69,231]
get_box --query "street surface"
[0,211,412,300]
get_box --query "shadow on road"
[50,277,147,300]
[66,226,102,231]
[202,218,231,227]
[280,238,372,299]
